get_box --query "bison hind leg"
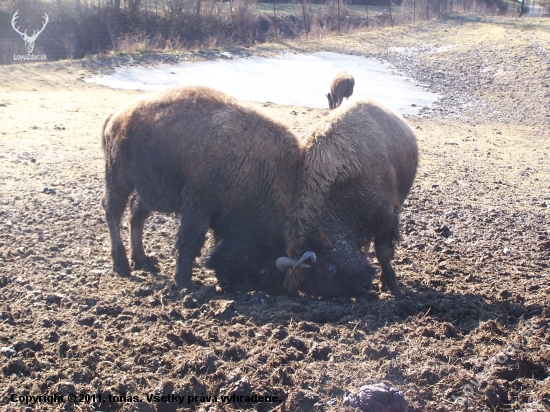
[102,182,132,277]
[129,193,158,272]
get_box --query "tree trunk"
[302,0,308,39]
[273,0,278,41]
[337,0,341,35]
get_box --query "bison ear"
[316,227,333,250]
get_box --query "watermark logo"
[11,10,48,61]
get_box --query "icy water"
[87,52,438,115]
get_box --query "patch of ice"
[86,52,439,115]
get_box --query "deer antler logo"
[11,11,49,54]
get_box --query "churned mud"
[0,15,549,412]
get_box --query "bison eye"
[325,264,337,280]
[258,268,269,278]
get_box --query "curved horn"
[293,251,317,269]
[276,257,298,272]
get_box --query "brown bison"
[326,72,355,110]
[277,99,418,297]
[101,86,303,291]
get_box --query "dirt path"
[0,16,549,412]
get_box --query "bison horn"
[276,257,299,272]
[276,256,314,272]
[293,251,317,269]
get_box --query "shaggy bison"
[277,99,418,297]
[101,86,302,291]
[326,72,355,110]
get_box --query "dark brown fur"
[326,72,355,110]
[101,86,302,290]
[283,99,418,297]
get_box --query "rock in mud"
[343,383,407,412]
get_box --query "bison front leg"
[174,198,210,289]
[129,193,158,272]
[374,236,399,295]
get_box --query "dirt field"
[0,15,549,412]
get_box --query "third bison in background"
[278,99,418,298]
[326,71,355,109]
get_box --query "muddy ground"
[0,14,549,412]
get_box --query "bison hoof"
[173,274,191,289]
[113,262,131,277]
[132,256,160,273]
[380,264,400,295]
[381,281,401,295]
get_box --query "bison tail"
[101,112,114,150]
[348,77,355,95]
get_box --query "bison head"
[205,238,286,295]
[278,231,376,298]
[326,93,335,110]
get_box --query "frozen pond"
[87,52,438,115]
